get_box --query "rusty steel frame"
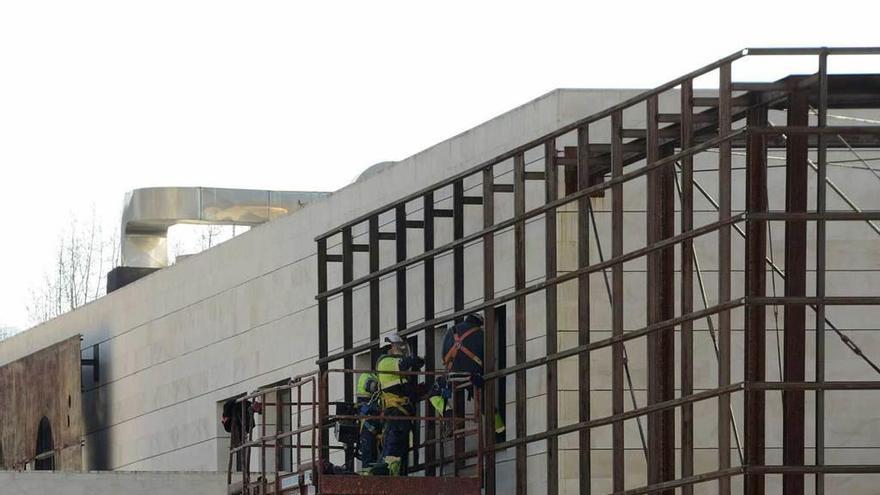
[227,369,484,495]
[312,48,880,494]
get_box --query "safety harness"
[442,325,483,368]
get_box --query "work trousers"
[380,406,411,474]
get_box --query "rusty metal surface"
[745,104,769,495]
[576,125,592,494]
[544,139,559,495]
[309,49,880,495]
[0,335,83,471]
[513,151,527,495]
[783,90,809,495]
[229,369,483,494]
[422,192,436,477]
[679,78,695,495]
[610,109,625,493]
[318,475,481,495]
[481,167,496,494]
[645,93,676,495]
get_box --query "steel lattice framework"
[314,48,880,494]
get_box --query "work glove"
[470,373,484,388]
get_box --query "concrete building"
[1,48,880,494]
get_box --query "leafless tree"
[201,224,224,250]
[27,209,120,325]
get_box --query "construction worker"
[427,313,505,435]
[376,332,425,476]
[355,370,381,468]
[221,398,263,472]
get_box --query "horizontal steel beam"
[318,213,745,364]
[492,383,745,452]
[751,211,880,221]
[750,296,880,305]
[746,381,880,391]
[745,47,880,55]
[747,465,880,474]
[483,299,744,381]
[617,467,746,495]
[752,126,880,135]
[316,130,746,301]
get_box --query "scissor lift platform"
[317,474,480,495]
[227,369,484,495]
[229,473,480,495]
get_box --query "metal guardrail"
[227,369,483,494]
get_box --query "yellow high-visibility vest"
[376,355,407,391]
[356,372,378,400]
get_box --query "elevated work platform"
[227,369,483,495]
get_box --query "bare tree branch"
[27,210,120,325]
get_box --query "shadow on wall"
[82,341,112,470]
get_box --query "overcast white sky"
[1,0,877,330]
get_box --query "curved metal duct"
[121,187,329,268]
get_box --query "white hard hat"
[385,332,405,344]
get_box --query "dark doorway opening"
[35,416,55,470]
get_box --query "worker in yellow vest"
[376,332,424,476]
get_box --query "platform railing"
[227,368,483,494]
[227,371,318,495]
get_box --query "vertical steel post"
[316,237,329,463]
[261,390,267,494]
[296,381,303,467]
[453,179,466,466]
[646,94,675,494]
[275,389,282,491]
[679,78,695,495]
[545,139,559,495]
[745,104,769,495]
[394,204,417,469]
[611,110,625,493]
[513,153,528,495]
[783,89,809,495]
[577,125,592,494]
[718,63,733,495]
[815,49,829,495]
[342,227,354,407]
[423,192,437,476]
[369,217,381,365]
[482,167,497,495]
[395,205,408,332]
[454,180,465,314]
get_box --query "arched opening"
[35,416,54,470]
